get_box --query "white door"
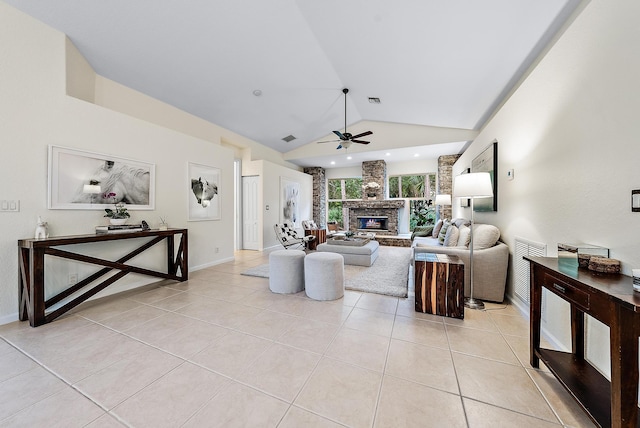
[242,176,259,250]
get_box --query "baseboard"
[0,313,18,326]
[191,256,235,271]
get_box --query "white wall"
[0,3,304,324]
[252,161,313,250]
[451,0,640,379]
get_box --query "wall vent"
[282,135,296,143]
[514,236,547,304]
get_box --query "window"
[388,174,435,199]
[389,173,437,231]
[327,178,363,228]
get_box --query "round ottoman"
[269,250,306,294]
[304,252,344,301]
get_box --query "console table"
[18,229,188,327]
[526,256,640,428]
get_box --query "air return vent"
[282,135,296,143]
[514,237,547,304]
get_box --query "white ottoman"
[304,252,344,301]
[269,250,305,294]
[317,240,379,266]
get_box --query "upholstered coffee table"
[316,240,379,267]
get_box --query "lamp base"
[464,297,485,310]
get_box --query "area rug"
[241,246,411,298]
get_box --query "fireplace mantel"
[343,200,405,209]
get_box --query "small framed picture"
[188,162,221,221]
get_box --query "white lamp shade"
[453,172,493,198]
[434,194,451,206]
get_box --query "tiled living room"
[2,0,640,427]
[0,249,595,427]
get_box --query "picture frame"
[471,140,498,212]
[48,145,155,210]
[459,168,471,208]
[188,162,221,221]
[280,177,300,228]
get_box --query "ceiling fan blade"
[350,130,373,139]
[317,139,340,144]
[336,144,343,150]
[351,140,371,145]
[333,130,347,140]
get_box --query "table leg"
[609,303,639,428]
[571,305,584,359]
[29,247,46,327]
[529,264,541,368]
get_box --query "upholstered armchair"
[274,222,315,250]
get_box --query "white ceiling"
[6,0,582,168]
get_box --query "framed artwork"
[188,162,221,221]
[48,145,155,210]
[459,168,471,208]
[280,177,300,227]
[471,140,498,212]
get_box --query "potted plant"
[103,192,130,225]
[344,230,355,240]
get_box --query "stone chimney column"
[437,154,461,220]
[362,160,386,200]
[303,167,326,228]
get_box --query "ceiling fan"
[317,88,372,149]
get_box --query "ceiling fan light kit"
[317,88,373,150]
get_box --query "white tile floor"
[0,250,596,427]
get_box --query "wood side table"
[304,229,326,251]
[414,253,464,319]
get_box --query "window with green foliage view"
[327,178,362,228]
[389,173,437,231]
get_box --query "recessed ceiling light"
[347,156,352,160]
[385,152,391,156]
[252,89,262,96]
[330,161,335,165]
[414,153,420,157]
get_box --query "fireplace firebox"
[357,216,388,231]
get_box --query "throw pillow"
[432,219,444,238]
[458,225,471,248]
[443,225,459,247]
[411,225,434,241]
[438,220,451,244]
[472,224,501,249]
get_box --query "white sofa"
[411,219,508,303]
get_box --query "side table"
[414,253,464,319]
[304,229,326,251]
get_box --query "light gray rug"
[241,246,411,298]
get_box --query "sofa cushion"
[452,218,470,228]
[472,224,501,249]
[438,220,451,244]
[458,225,471,248]
[413,236,441,247]
[432,219,444,238]
[443,225,459,247]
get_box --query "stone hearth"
[343,200,405,235]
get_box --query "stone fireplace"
[343,200,405,235]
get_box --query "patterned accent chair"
[274,222,315,250]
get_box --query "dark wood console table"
[526,256,640,428]
[18,229,188,327]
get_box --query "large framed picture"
[188,162,220,221]
[280,177,300,227]
[48,145,155,210]
[471,140,498,212]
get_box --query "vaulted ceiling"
[6,0,583,167]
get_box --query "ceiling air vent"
[282,135,296,143]
[368,97,381,104]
